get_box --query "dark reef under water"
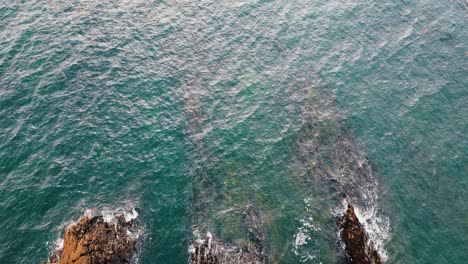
[1,0,466,263]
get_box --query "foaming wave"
[292,198,324,263]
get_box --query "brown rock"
[45,215,137,264]
[338,204,382,264]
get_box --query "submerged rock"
[45,214,137,264]
[188,194,267,263]
[189,233,265,264]
[190,206,266,264]
[338,204,382,264]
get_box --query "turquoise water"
[0,0,466,263]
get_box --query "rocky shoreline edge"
[43,203,381,264]
[43,213,139,264]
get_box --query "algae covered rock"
[338,204,381,264]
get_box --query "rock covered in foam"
[338,204,382,264]
[44,214,137,264]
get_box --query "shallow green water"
[0,0,466,263]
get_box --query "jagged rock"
[190,236,220,264]
[338,204,381,264]
[45,215,137,264]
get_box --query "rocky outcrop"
[45,214,137,264]
[189,205,266,264]
[338,204,381,264]
[189,234,220,264]
[189,233,265,264]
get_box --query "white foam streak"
[125,208,139,222]
[53,237,64,251]
[354,206,390,262]
[292,198,324,262]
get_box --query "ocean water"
[0,0,467,263]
